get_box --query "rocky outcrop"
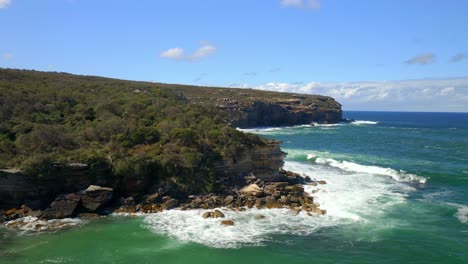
[80,185,113,212]
[41,193,81,219]
[219,97,343,128]
[0,162,113,211]
[222,140,286,182]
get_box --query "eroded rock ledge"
[2,172,327,230]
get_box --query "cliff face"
[221,141,286,182]
[222,97,342,128]
[172,85,343,127]
[0,142,287,210]
[0,165,113,210]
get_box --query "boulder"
[223,195,234,205]
[202,211,212,219]
[318,180,327,185]
[202,210,225,219]
[41,193,81,219]
[221,220,234,226]
[161,198,178,210]
[255,215,266,220]
[212,209,225,218]
[285,185,304,194]
[145,193,160,203]
[81,185,113,212]
[240,184,263,197]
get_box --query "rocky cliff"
[168,85,344,127]
[0,141,287,210]
[0,69,343,218]
[221,97,342,128]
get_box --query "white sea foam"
[237,124,314,133]
[313,157,426,183]
[352,120,379,125]
[144,208,332,248]
[5,216,83,232]
[143,159,418,248]
[284,161,414,220]
[446,203,468,224]
[312,123,344,127]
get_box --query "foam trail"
[446,203,468,224]
[314,157,426,183]
[237,124,314,133]
[5,216,83,233]
[352,120,379,125]
[144,208,332,249]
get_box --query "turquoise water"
[1,111,467,263]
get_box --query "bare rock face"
[41,193,81,219]
[161,198,178,210]
[223,140,287,182]
[80,185,113,212]
[224,97,343,128]
[240,184,263,197]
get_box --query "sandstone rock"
[42,193,81,219]
[221,220,234,226]
[161,198,178,210]
[240,184,263,197]
[318,180,327,185]
[245,199,255,209]
[78,213,100,218]
[212,209,225,218]
[285,185,304,194]
[81,185,113,212]
[145,193,160,203]
[223,195,234,205]
[202,211,212,219]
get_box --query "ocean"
[1,111,467,263]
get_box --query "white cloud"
[2,53,13,59]
[280,0,320,9]
[190,42,216,61]
[253,78,468,112]
[440,87,455,96]
[160,42,217,62]
[0,0,11,9]
[160,47,184,60]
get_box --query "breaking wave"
[306,153,426,184]
[143,158,419,248]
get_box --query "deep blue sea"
[1,111,467,264]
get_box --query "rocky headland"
[0,69,339,230]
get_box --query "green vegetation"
[0,69,266,193]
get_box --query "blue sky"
[1,0,468,111]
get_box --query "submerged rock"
[202,209,225,219]
[221,220,234,226]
